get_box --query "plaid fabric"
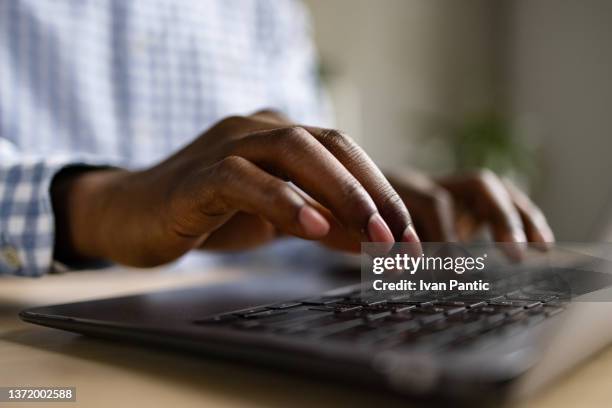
[0,0,328,276]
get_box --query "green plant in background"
[425,111,538,185]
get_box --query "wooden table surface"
[2,265,612,408]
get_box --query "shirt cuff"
[0,156,122,277]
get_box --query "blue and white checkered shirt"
[0,0,328,276]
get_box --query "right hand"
[52,110,420,267]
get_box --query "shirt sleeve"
[264,0,333,127]
[0,138,118,277]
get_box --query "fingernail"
[402,225,423,257]
[505,244,524,262]
[402,225,420,243]
[367,213,394,243]
[532,230,553,251]
[501,232,526,262]
[298,206,330,237]
[512,230,527,243]
[532,241,550,251]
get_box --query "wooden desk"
[2,267,612,408]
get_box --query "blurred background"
[303,0,612,242]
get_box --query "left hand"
[386,168,555,259]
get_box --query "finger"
[241,116,402,247]
[187,156,330,240]
[454,210,481,241]
[440,170,527,261]
[250,109,292,125]
[290,185,361,252]
[208,115,281,140]
[503,178,555,251]
[304,127,420,247]
[232,127,395,244]
[200,213,277,250]
[386,171,457,242]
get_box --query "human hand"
[52,110,420,267]
[386,169,555,260]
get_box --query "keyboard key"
[334,305,364,313]
[308,306,337,312]
[544,300,568,307]
[268,302,302,310]
[243,310,287,319]
[444,307,467,316]
[195,279,570,350]
[506,291,557,302]
[389,293,412,301]
[389,300,436,308]
[412,306,445,314]
[435,301,466,307]
[524,301,543,309]
[193,314,237,325]
[363,303,396,312]
[302,297,345,305]
[392,304,416,313]
[233,307,269,317]
[347,298,388,306]
[468,306,498,316]
[309,304,363,314]
[364,311,392,322]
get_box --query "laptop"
[19,242,612,405]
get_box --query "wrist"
[51,166,131,264]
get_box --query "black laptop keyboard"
[193,283,567,351]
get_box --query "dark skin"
[51,110,554,267]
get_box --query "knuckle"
[341,179,366,198]
[341,180,376,218]
[216,155,247,174]
[466,169,505,199]
[220,115,250,129]
[269,183,294,206]
[320,129,354,149]
[473,168,498,188]
[209,156,248,190]
[378,187,405,212]
[202,156,250,214]
[281,126,311,144]
[267,127,314,153]
[321,128,349,142]
[379,190,410,220]
[260,180,301,213]
[187,167,227,215]
[320,129,363,161]
[530,205,546,222]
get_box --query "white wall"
[305,0,612,240]
[304,0,497,170]
[506,0,612,240]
